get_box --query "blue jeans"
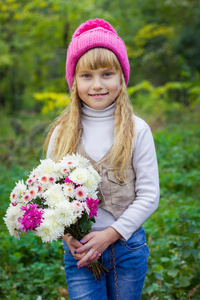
[63,227,149,300]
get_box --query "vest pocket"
[107,168,135,207]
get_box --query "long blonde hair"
[45,48,135,182]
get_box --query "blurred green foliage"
[0,0,200,111]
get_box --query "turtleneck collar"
[82,102,115,118]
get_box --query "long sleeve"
[46,126,60,159]
[111,118,159,240]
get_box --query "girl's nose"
[92,76,103,90]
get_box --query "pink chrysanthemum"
[10,191,18,201]
[61,166,69,174]
[23,192,31,202]
[26,178,34,186]
[75,186,88,201]
[29,187,38,199]
[37,184,43,193]
[48,176,55,183]
[71,200,84,215]
[86,198,99,219]
[40,176,48,182]
[19,204,44,233]
[64,176,74,184]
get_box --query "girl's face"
[76,66,121,110]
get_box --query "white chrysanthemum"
[60,156,78,169]
[36,159,57,174]
[3,203,24,239]
[55,201,76,226]
[72,154,89,168]
[29,167,37,176]
[10,188,19,203]
[36,209,64,242]
[43,184,66,207]
[82,202,90,215]
[14,180,27,196]
[38,174,49,184]
[88,191,98,200]
[62,183,75,198]
[69,168,90,185]
[88,166,101,183]
[22,192,32,203]
[47,175,56,184]
[26,174,38,186]
[84,175,98,192]
[71,200,84,218]
[28,186,38,200]
[75,186,88,201]
[60,154,72,161]
[37,183,44,195]
[56,162,70,175]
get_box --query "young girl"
[46,19,159,300]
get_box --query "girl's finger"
[89,251,99,262]
[77,249,95,267]
[79,232,94,244]
[77,250,100,267]
[73,253,85,260]
[73,250,88,260]
[73,240,84,248]
[75,244,89,254]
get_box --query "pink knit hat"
[66,19,130,90]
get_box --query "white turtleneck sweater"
[47,102,159,241]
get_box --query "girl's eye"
[104,72,112,77]
[83,74,91,78]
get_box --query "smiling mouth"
[89,93,108,97]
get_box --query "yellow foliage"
[34,92,71,114]
[128,80,154,95]
[11,3,18,9]
[39,2,47,8]
[132,23,174,58]
[134,23,174,46]
[13,12,21,20]
[128,80,199,115]
[0,5,7,11]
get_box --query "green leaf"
[160,257,170,262]
[182,249,191,258]
[179,276,190,287]
[78,216,92,234]
[13,252,23,259]
[146,283,160,294]
[168,269,179,277]
[191,249,199,259]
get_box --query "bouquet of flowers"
[4,154,108,280]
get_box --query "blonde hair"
[45,48,135,182]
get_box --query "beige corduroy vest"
[78,141,136,220]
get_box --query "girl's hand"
[62,234,86,260]
[75,227,122,268]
